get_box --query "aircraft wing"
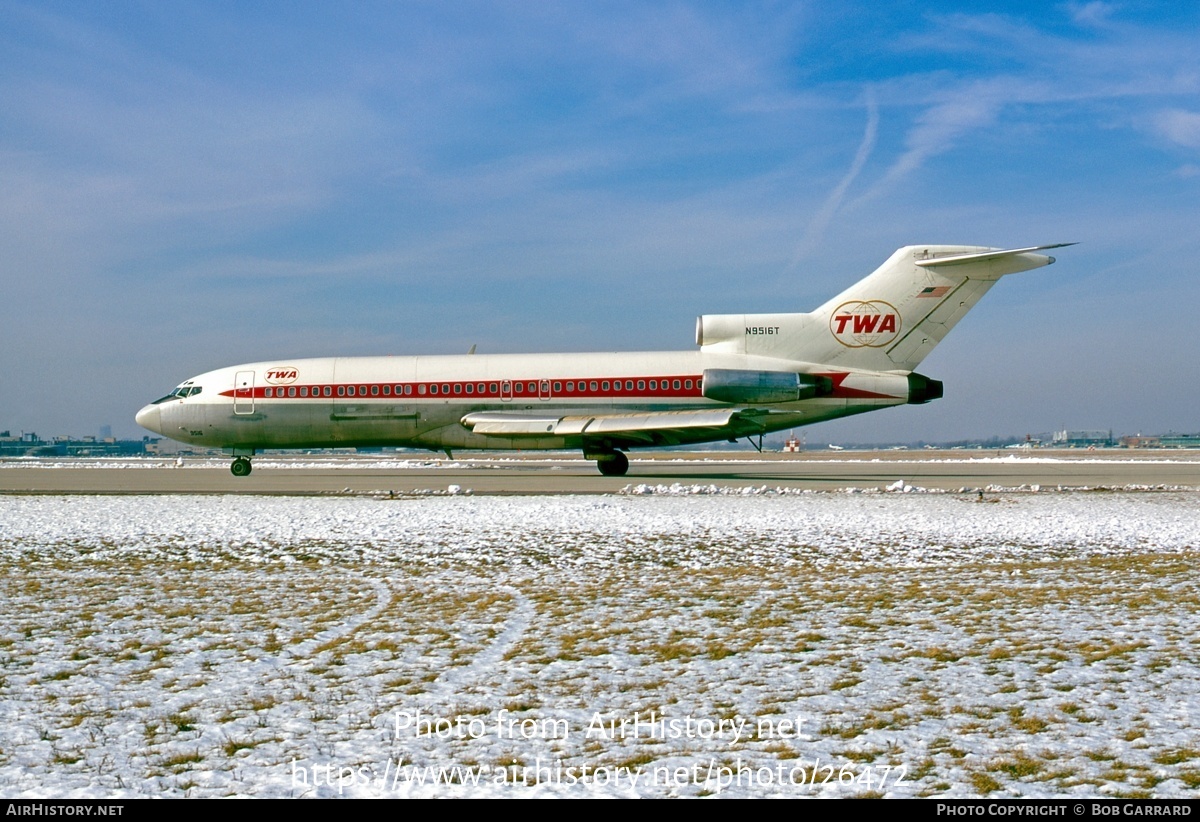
[461,408,784,447]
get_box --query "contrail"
[790,87,878,268]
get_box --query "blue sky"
[2,1,1198,442]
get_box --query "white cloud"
[1066,1,1119,28]
[1154,109,1200,150]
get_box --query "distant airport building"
[1119,435,1161,448]
[1158,434,1200,448]
[1118,434,1200,448]
[1052,429,1114,448]
[0,430,147,457]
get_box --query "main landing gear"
[230,457,253,477]
[594,451,629,477]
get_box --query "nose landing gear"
[230,457,252,477]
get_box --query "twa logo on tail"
[830,300,900,348]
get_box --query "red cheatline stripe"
[217,371,900,401]
[220,375,706,400]
[814,372,896,400]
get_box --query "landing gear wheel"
[596,451,629,477]
[230,457,252,477]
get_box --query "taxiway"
[1,450,1197,495]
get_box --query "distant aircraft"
[136,244,1069,476]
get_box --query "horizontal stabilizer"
[914,243,1076,268]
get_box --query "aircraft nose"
[135,404,163,435]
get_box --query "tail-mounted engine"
[701,369,832,404]
[906,373,944,404]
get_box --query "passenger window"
[371,385,379,396]
[288,387,297,397]
[553,381,561,393]
[590,381,598,391]
[430,384,438,395]
[403,385,411,395]
[442,384,450,394]
[324,386,332,397]
[418,385,427,395]
[650,380,657,390]
[673,380,681,390]
[684,379,693,390]
[637,380,645,391]
[337,386,345,397]
[454,384,462,394]
[602,381,610,391]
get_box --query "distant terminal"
[0,432,204,458]
[1052,429,1115,448]
[1118,434,1200,449]
[0,430,159,458]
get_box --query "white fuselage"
[134,349,911,452]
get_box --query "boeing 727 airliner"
[136,244,1069,476]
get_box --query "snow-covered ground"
[1,491,1198,797]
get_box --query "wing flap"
[578,409,738,434]
[464,414,561,436]
[462,409,741,439]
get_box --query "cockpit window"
[151,385,202,404]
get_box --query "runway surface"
[2,450,1198,494]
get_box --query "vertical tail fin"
[697,244,1069,372]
